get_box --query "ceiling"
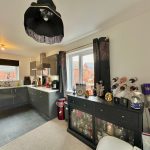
[0,0,144,57]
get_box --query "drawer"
[68,96,76,105]
[95,103,115,123]
[95,103,139,130]
[68,96,94,114]
[78,99,93,114]
[114,109,139,130]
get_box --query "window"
[0,65,19,81]
[67,48,94,91]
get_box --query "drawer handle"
[66,108,68,110]
[83,104,86,107]
[100,109,103,112]
[121,115,125,118]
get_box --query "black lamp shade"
[24,0,64,44]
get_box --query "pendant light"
[24,0,64,44]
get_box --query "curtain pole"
[66,43,92,53]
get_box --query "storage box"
[141,84,150,95]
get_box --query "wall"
[46,9,150,85]
[0,53,34,81]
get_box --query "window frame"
[67,47,93,90]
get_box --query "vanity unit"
[67,94,143,149]
[0,86,62,120]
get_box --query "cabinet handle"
[66,108,68,110]
[100,109,103,112]
[121,115,125,118]
[83,104,86,107]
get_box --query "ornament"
[96,81,105,97]
[85,90,90,98]
[129,77,137,83]
[105,92,113,102]
[112,77,119,82]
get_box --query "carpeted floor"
[0,119,92,150]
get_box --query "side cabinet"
[67,95,143,149]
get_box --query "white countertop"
[0,85,59,93]
[28,86,59,93]
[0,85,27,89]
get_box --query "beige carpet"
[0,119,92,150]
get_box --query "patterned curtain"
[93,37,111,93]
[58,51,67,97]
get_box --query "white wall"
[106,11,150,85]
[46,9,150,85]
[0,53,34,81]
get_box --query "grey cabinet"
[0,87,61,120]
[30,61,42,76]
[28,88,37,107]
[28,88,49,116]
[28,87,62,120]
[0,88,14,109]
[0,87,29,110]
[49,91,62,119]
[30,61,36,76]
[13,87,29,106]
[45,54,58,75]
[36,91,49,117]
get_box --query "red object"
[56,98,66,120]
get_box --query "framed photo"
[76,84,86,96]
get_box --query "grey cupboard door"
[28,88,49,116]
[28,88,37,106]
[13,87,29,106]
[46,54,58,75]
[35,90,49,116]
[30,61,36,76]
[0,89,14,109]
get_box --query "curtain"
[93,37,111,93]
[58,51,67,97]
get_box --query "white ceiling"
[0,0,145,57]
